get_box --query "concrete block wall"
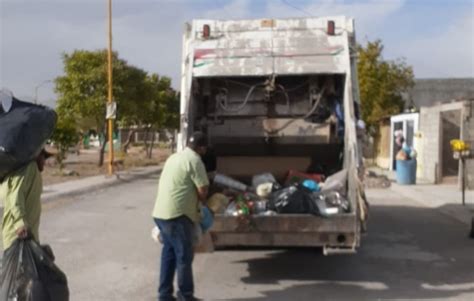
[408,78,474,109]
[419,100,474,189]
[461,101,474,189]
[419,107,441,183]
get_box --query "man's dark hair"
[188,131,208,149]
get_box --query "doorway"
[390,113,420,171]
[441,110,461,183]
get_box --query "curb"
[41,165,162,203]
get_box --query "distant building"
[406,78,474,110]
[374,78,474,189]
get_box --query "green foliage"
[143,74,180,130]
[51,118,80,169]
[55,49,179,132]
[357,40,414,131]
[54,49,180,163]
[55,50,150,132]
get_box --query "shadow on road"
[226,204,474,300]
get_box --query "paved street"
[6,174,474,300]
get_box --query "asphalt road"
[4,174,474,300]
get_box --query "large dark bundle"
[0,239,69,301]
[0,97,57,181]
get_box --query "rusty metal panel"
[274,55,345,75]
[212,214,356,233]
[208,118,332,141]
[190,17,352,77]
[211,232,356,247]
[211,213,358,247]
[194,57,274,77]
[216,156,311,180]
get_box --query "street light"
[34,79,52,104]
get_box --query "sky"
[0,0,473,107]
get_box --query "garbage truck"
[178,16,368,255]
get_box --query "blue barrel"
[396,159,417,185]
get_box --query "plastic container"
[200,206,214,232]
[252,173,277,188]
[302,179,321,192]
[214,173,248,191]
[396,159,417,185]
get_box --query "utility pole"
[106,0,115,176]
[451,139,473,238]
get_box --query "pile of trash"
[396,145,417,161]
[365,170,391,189]
[394,130,417,161]
[209,169,351,218]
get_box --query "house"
[374,78,474,189]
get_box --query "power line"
[280,0,313,17]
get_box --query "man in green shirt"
[1,149,51,252]
[153,132,210,301]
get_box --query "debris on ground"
[365,170,392,189]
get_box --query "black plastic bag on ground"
[0,239,69,301]
[0,97,57,181]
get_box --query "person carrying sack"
[1,149,53,254]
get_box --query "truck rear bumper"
[210,214,359,249]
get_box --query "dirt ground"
[42,146,171,186]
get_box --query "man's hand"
[16,225,29,239]
[197,185,209,204]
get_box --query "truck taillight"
[203,24,210,39]
[327,20,335,36]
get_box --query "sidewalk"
[390,182,474,227]
[42,165,162,202]
[368,165,473,227]
[1,165,162,210]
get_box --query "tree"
[140,74,180,158]
[50,117,80,170]
[55,50,150,166]
[357,40,414,132]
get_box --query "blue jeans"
[154,216,194,301]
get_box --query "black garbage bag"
[268,185,320,215]
[0,239,69,301]
[0,97,57,181]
